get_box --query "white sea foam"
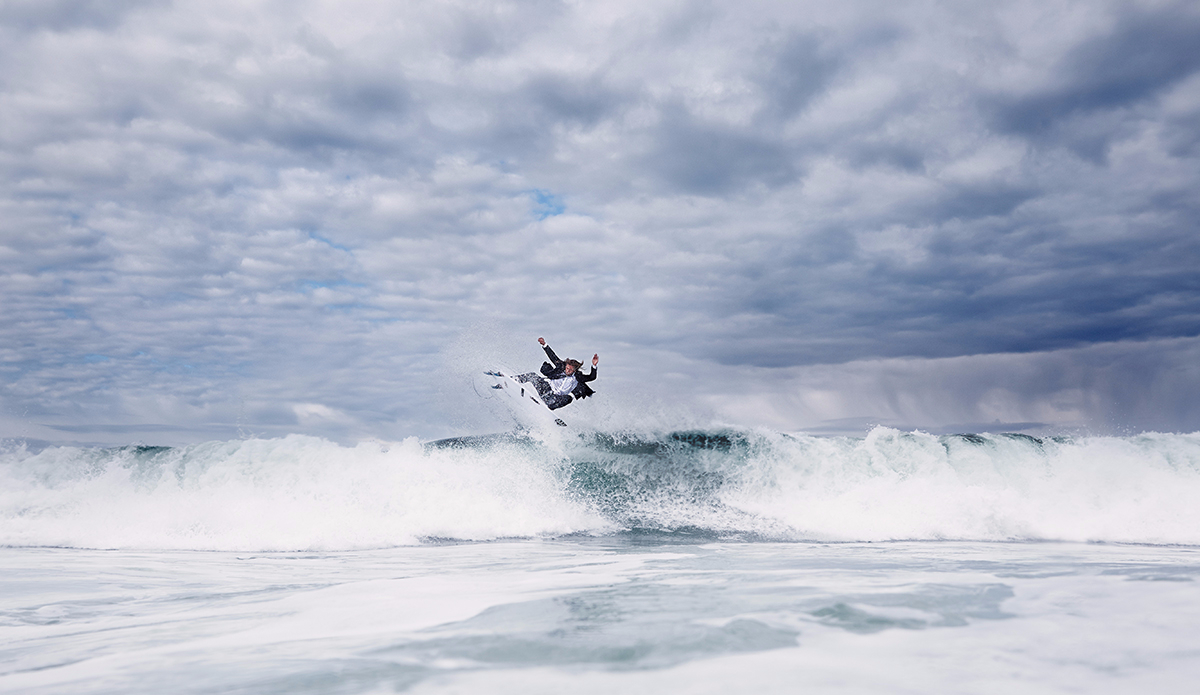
[0,435,607,551]
[725,428,1200,544]
[2,427,1199,550]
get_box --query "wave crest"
[3,427,1200,550]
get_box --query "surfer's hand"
[538,337,546,346]
[592,354,599,367]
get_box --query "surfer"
[514,337,599,410]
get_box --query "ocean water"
[3,427,1200,693]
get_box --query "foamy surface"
[2,540,1198,694]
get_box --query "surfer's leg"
[516,374,553,398]
[531,378,553,399]
[544,394,573,410]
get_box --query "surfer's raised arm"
[539,337,597,375]
[538,338,565,368]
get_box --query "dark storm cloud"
[989,4,1200,156]
[644,103,799,194]
[701,335,1200,436]
[760,33,842,120]
[688,208,1200,369]
[635,26,862,194]
[0,0,162,32]
[928,184,1037,223]
[524,73,624,128]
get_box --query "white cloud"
[2,0,1199,444]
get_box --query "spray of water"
[3,426,1199,550]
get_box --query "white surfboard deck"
[475,371,568,429]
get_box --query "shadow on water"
[368,585,801,673]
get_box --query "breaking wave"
[2,427,1200,550]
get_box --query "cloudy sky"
[2,0,1199,445]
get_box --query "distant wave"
[3,427,1199,550]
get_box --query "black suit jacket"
[539,344,596,399]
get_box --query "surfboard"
[475,371,568,427]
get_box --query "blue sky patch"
[529,190,565,220]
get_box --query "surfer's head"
[564,359,583,375]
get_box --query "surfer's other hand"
[592,353,599,366]
[538,337,546,346]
